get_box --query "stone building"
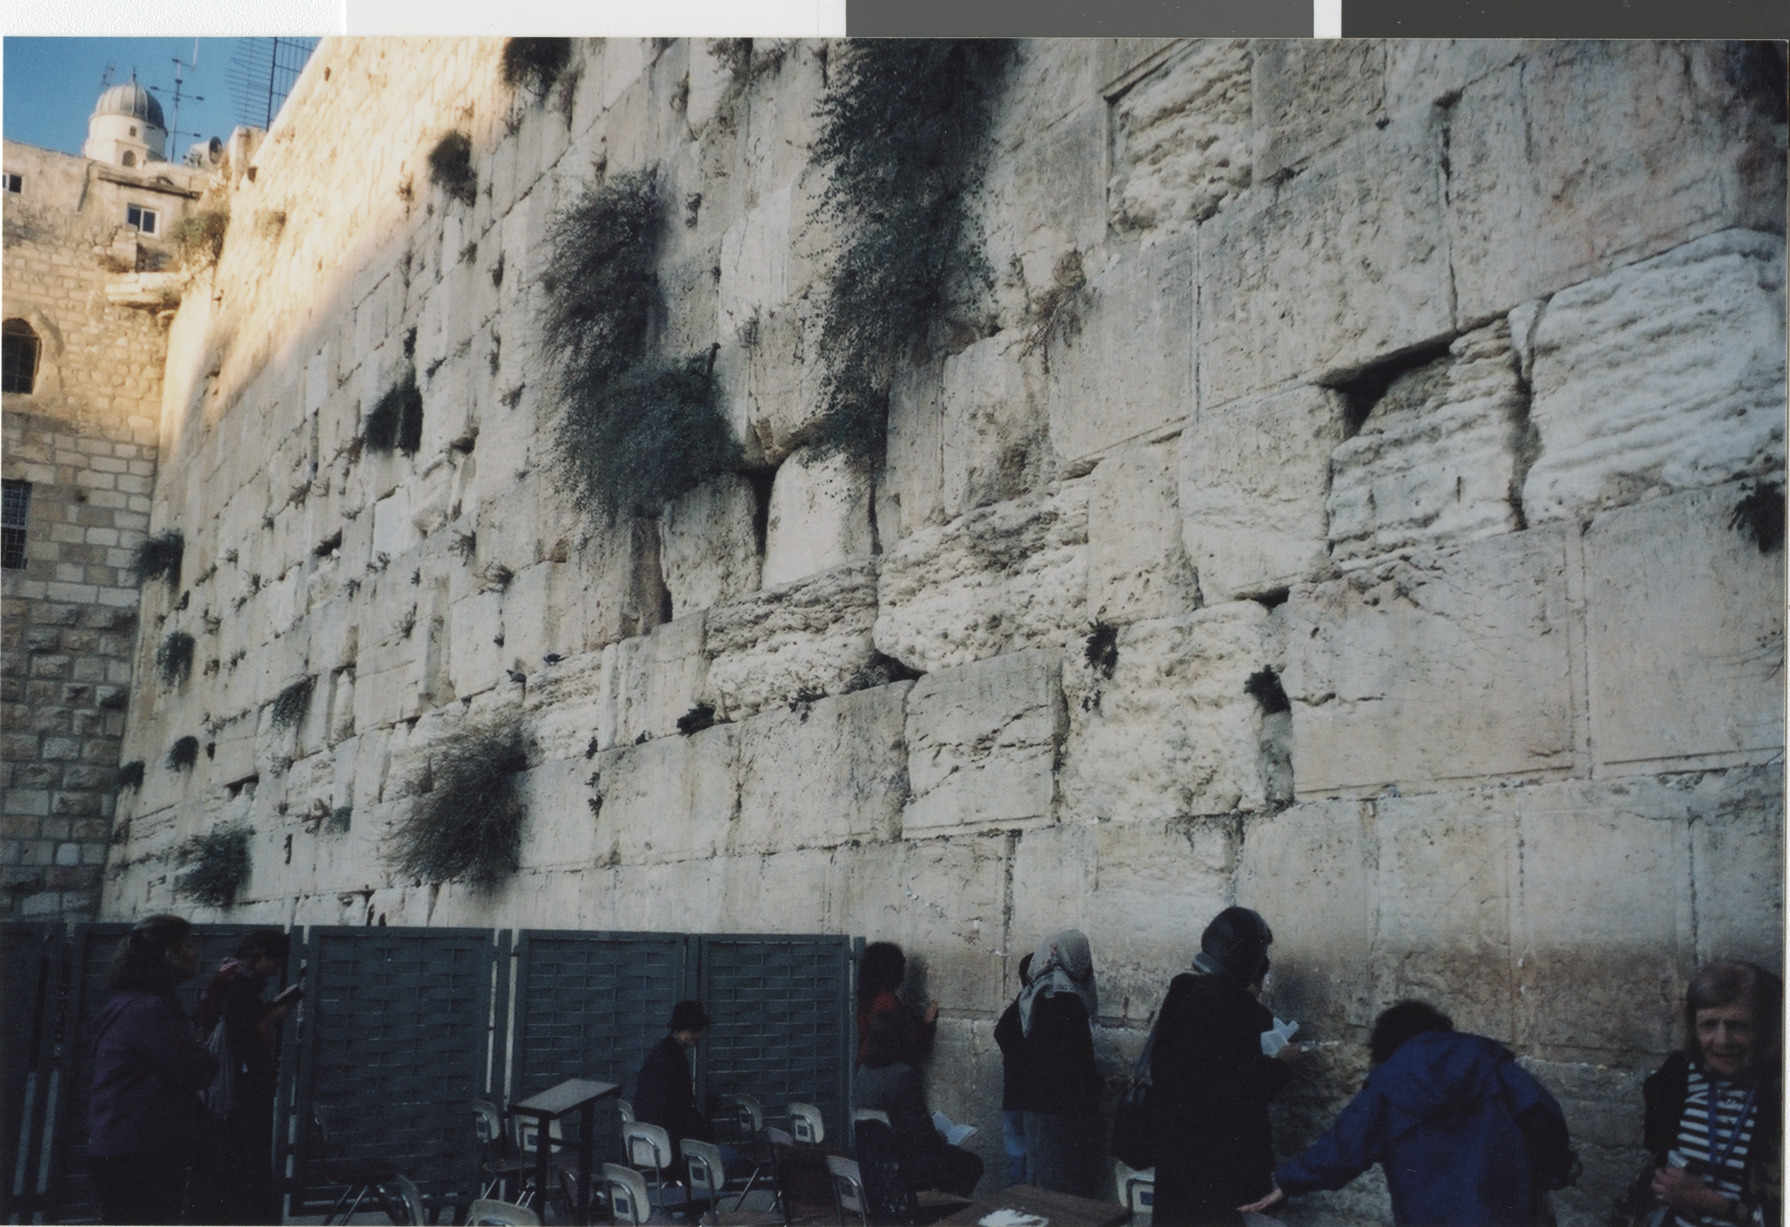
[87,38,1789,1223]
[0,85,217,918]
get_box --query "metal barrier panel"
[509,930,689,1163]
[697,935,854,1146]
[292,926,502,1212]
[1,923,60,1221]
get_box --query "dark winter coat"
[994,993,1101,1118]
[1150,972,1291,1225]
[1274,1030,1575,1227]
[634,1035,712,1162]
[854,1060,983,1197]
[1643,1051,1781,1226]
[87,988,217,1159]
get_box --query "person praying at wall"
[996,931,1102,1197]
[1239,1000,1576,1226]
[856,942,937,1068]
[855,1010,984,1198]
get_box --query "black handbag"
[1110,1006,1164,1171]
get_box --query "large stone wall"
[102,39,1784,1223]
[1,139,208,917]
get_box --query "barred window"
[2,319,39,395]
[2,480,30,571]
[126,203,157,234]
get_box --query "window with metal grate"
[1,479,29,570]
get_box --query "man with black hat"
[635,1000,718,1168]
[1149,907,1300,1226]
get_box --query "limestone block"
[902,650,1063,835]
[446,590,504,703]
[588,724,737,865]
[1521,231,1786,525]
[1512,780,1693,1059]
[723,299,825,467]
[371,487,419,561]
[518,759,601,871]
[1180,384,1344,602]
[1448,42,1786,324]
[352,661,416,732]
[1585,482,1785,770]
[882,359,949,538]
[549,517,669,655]
[1089,437,1198,624]
[1372,791,1518,1043]
[1686,765,1784,969]
[761,451,873,588]
[659,473,762,620]
[1284,526,1578,795]
[712,847,846,937]
[977,103,1105,327]
[718,183,791,330]
[732,682,911,855]
[936,331,1049,520]
[1252,40,1385,181]
[1328,321,1526,569]
[611,615,709,746]
[1381,40,1524,112]
[524,649,612,762]
[1046,236,1194,468]
[1058,603,1272,823]
[496,561,566,676]
[704,562,880,721]
[1198,113,1453,408]
[876,484,1089,675]
[1011,818,1236,1024]
[838,834,1011,1014]
[685,39,735,133]
[1107,39,1252,235]
[1236,799,1375,1033]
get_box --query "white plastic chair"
[787,1102,825,1146]
[466,1198,542,1226]
[603,1163,652,1225]
[827,1154,868,1227]
[621,1121,688,1211]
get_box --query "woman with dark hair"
[1240,1000,1575,1225]
[1638,961,1781,1227]
[87,914,217,1224]
[856,942,937,1067]
[855,1011,983,1197]
[190,929,297,1225]
[996,931,1102,1197]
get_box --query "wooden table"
[509,1076,619,1225]
[936,1185,1131,1227]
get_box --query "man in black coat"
[635,1000,716,1167]
[1150,907,1299,1227]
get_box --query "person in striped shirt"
[1643,961,1782,1226]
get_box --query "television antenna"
[152,41,208,150]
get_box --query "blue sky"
[4,38,311,159]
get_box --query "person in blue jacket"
[1239,1000,1576,1226]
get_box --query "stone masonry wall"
[103,39,1784,1224]
[1,139,205,917]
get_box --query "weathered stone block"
[519,759,601,871]
[718,183,791,331]
[1381,39,1523,112]
[611,615,708,746]
[704,562,879,721]
[761,451,873,589]
[1521,230,1786,525]
[1059,602,1272,823]
[588,725,737,866]
[659,474,762,620]
[1685,765,1784,969]
[1252,39,1385,181]
[876,484,1089,675]
[1107,39,1252,235]
[1180,384,1344,602]
[1586,482,1785,771]
[1089,438,1198,624]
[1285,526,1578,795]
[1199,113,1453,408]
[1448,42,1786,324]
[733,682,911,855]
[550,517,670,655]
[1046,236,1193,467]
[902,650,1063,836]
[1328,321,1526,569]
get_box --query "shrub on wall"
[387,717,531,890]
[175,824,251,909]
[542,170,740,518]
[167,735,200,771]
[119,760,145,790]
[502,38,573,97]
[133,530,184,587]
[428,132,478,206]
[169,208,229,266]
[270,676,315,730]
[157,631,195,686]
[364,368,424,454]
[809,40,1015,466]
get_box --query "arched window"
[122,150,137,167]
[2,319,40,394]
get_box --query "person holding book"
[996,930,1102,1197]
[855,1011,983,1197]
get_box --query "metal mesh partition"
[291,927,503,1211]
[1,924,59,1220]
[697,936,854,1146]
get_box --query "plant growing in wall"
[119,760,145,790]
[270,676,315,731]
[133,530,185,587]
[364,368,424,455]
[174,824,251,908]
[428,132,478,207]
[808,40,1015,466]
[169,208,229,267]
[386,716,531,890]
[167,735,200,770]
[502,38,573,98]
[157,631,195,686]
[542,170,740,518]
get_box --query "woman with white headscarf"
[995,930,1102,1197]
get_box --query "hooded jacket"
[1274,1031,1574,1227]
[88,988,218,1159]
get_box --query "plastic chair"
[851,1117,918,1225]
[376,1174,427,1226]
[314,1105,401,1225]
[685,1137,768,1215]
[1122,1171,1155,1222]
[616,1098,636,1123]
[713,1093,764,1146]
[473,1099,534,1203]
[466,1198,542,1226]
[621,1121,689,1212]
[827,1155,868,1227]
[603,1163,652,1225]
[767,1127,833,1222]
[787,1102,825,1146]
[851,1109,891,1128]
